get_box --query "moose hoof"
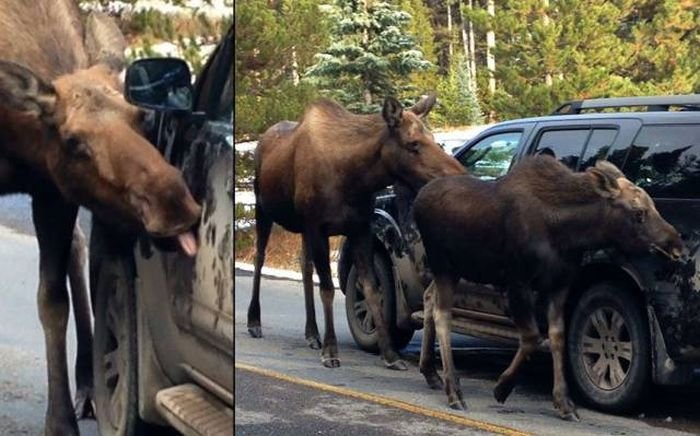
[423,372,444,390]
[248,326,263,338]
[448,397,467,411]
[306,336,322,350]
[555,397,579,422]
[385,359,408,371]
[321,357,341,368]
[74,387,95,420]
[493,379,516,404]
[559,409,580,422]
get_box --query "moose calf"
[414,155,683,420]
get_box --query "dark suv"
[338,95,700,412]
[90,27,233,435]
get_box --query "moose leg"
[247,205,273,338]
[548,288,579,421]
[494,287,539,404]
[68,224,95,420]
[419,281,442,389]
[300,235,321,349]
[433,274,466,410]
[33,196,79,436]
[305,229,339,368]
[349,228,407,370]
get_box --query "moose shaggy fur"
[414,155,682,419]
[248,95,465,369]
[0,2,201,434]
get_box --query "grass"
[236,224,343,272]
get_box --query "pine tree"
[435,55,483,126]
[304,0,432,113]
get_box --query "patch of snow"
[235,141,257,153]
[235,191,256,206]
[81,0,232,18]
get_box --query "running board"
[155,384,233,436]
[412,310,520,342]
[411,310,552,351]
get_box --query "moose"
[413,155,683,420]
[0,2,201,434]
[248,95,464,369]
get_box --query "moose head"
[381,93,465,191]
[587,160,683,261]
[0,12,201,254]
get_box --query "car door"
[135,27,233,392]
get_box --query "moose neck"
[537,172,615,254]
[338,114,396,197]
[0,109,54,176]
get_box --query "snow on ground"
[81,0,232,18]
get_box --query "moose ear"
[587,166,621,199]
[0,61,57,123]
[410,92,437,118]
[85,11,127,73]
[594,159,625,180]
[382,96,403,130]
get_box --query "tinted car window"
[623,125,700,198]
[535,129,590,169]
[458,132,521,180]
[579,129,618,170]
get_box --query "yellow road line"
[235,362,531,436]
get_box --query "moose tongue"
[177,231,198,257]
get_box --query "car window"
[579,129,618,170]
[458,132,521,180]
[622,124,700,198]
[534,129,590,169]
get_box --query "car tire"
[567,282,650,413]
[345,253,414,353]
[92,254,146,436]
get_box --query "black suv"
[337,95,700,412]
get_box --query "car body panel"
[132,26,234,420]
[341,109,700,385]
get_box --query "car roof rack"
[551,94,700,115]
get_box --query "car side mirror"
[124,58,193,112]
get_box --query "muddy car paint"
[90,26,234,430]
[338,112,700,388]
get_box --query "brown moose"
[0,2,201,435]
[248,95,464,369]
[413,155,683,420]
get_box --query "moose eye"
[633,209,646,224]
[405,141,421,153]
[64,136,91,159]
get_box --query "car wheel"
[345,253,414,353]
[567,282,650,412]
[93,255,145,436]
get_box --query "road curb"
[235,261,341,289]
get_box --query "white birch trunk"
[486,0,495,94]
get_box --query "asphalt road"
[0,196,98,435]
[235,270,700,436]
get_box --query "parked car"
[90,26,233,435]
[338,95,700,413]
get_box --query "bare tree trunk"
[446,0,454,58]
[542,0,552,86]
[291,46,300,86]
[486,0,495,94]
[363,0,372,104]
[467,0,477,89]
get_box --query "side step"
[155,384,233,436]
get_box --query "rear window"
[534,127,619,170]
[623,125,700,198]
